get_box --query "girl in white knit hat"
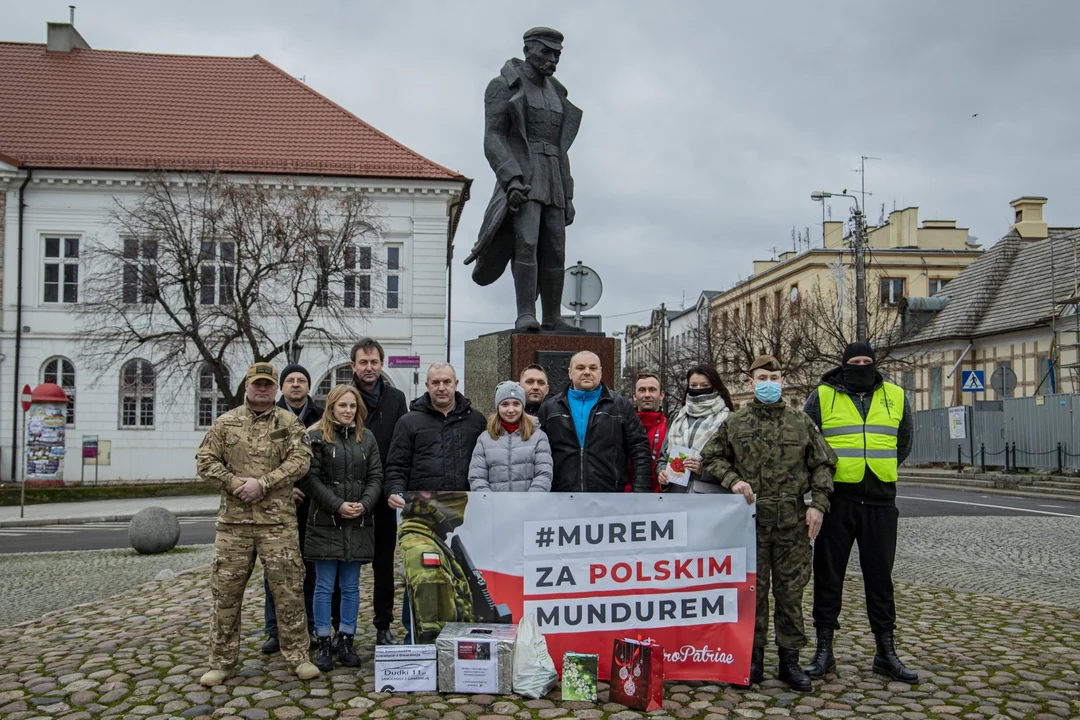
[467,381,553,492]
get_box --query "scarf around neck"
[667,392,730,453]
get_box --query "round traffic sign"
[561,262,603,312]
[21,384,32,412]
[990,366,1017,397]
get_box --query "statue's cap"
[523,26,564,50]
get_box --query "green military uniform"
[703,399,836,650]
[398,493,476,642]
[196,396,312,672]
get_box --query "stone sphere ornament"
[128,506,181,554]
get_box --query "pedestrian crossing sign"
[961,370,985,392]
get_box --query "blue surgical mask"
[754,380,782,404]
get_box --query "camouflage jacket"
[702,399,835,519]
[399,516,476,642]
[196,402,312,525]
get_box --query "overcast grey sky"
[7,1,1080,373]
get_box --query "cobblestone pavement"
[852,516,1080,609]
[0,545,213,627]
[1,516,1078,720]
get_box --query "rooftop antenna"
[851,155,881,211]
[69,5,75,23]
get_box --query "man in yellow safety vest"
[802,342,918,685]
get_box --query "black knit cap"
[842,342,876,365]
[279,363,311,389]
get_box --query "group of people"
[194,336,917,694]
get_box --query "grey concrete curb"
[0,508,217,529]
[900,479,1080,501]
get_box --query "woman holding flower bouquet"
[657,364,733,493]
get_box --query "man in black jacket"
[384,363,487,501]
[263,363,329,654]
[351,338,410,646]
[383,362,486,643]
[802,342,917,684]
[538,351,653,492]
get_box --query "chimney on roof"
[46,21,91,53]
[1009,196,1048,240]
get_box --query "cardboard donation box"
[608,639,665,712]
[436,623,517,694]
[375,645,437,692]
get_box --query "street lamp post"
[811,191,868,343]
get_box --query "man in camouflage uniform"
[196,362,319,685]
[703,355,835,692]
[397,492,476,643]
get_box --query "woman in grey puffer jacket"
[469,381,552,492]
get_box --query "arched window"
[120,359,156,428]
[41,357,76,425]
[197,364,230,429]
[315,364,354,406]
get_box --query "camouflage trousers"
[755,524,812,650]
[398,531,473,643]
[209,523,309,670]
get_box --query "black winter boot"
[805,627,836,678]
[748,645,765,685]
[260,635,280,654]
[314,636,334,672]
[336,632,361,667]
[872,631,919,684]
[778,647,812,692]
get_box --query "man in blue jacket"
[538,351,652,492]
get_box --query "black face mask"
[686,387,714,398]
[842,364,878,392]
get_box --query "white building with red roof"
[0,22,470,482]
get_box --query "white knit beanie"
[495,381,525,408]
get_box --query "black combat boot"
[872,630,919,684]
[260,635,280,654]
[314,636,334,672]
[749,645,765,685]
[777,647,812,692]
[805,627,836,678]
[336,632,361,667]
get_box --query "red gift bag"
[608,638,664,711]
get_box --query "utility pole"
[658,302,668,414]
[852,205,868,342]
[812,189,868,342]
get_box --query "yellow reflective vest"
[818,382,905,484]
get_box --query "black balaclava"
[841,341,877,393]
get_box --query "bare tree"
[77,172,385,407]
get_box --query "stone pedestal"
[464,330,621,416]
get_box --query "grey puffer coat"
[468,427,553,492]
[298,424,383,563]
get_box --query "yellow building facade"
[707,205,983,405]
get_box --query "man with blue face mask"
[703,355,836,692]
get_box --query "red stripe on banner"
[481,568,757,684]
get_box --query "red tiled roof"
[0,42,465,181]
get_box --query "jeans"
[314,560,361,637]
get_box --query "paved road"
[896,485,1080,517]
[2,486,1079,554]
[0,516,217,554]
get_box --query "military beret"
[523,26,564,50]
[245,362,278,385]
[749,355,782,373]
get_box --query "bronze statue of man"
[466,27,583,332]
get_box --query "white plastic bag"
[511,613,558,699]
